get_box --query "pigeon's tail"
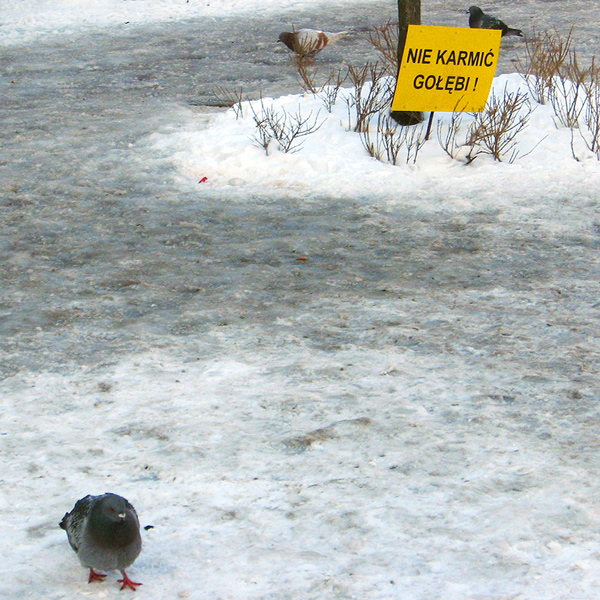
[505,27,523,37]
[327,31,350,43]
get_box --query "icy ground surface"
[2,1,600,599]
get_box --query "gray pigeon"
[468,6,523,37]
[60,493,142,591]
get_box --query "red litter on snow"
[199,177,208,183]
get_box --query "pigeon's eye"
[109,506,116,513]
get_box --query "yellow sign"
[391,25,502,112]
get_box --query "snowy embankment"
[149,72,600,218]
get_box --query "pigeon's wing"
[123,497,140,526]
[295,29,321,52]
[59,495,94,553]
[297,29,336,57]
[481,13,508,33]
[296,28,319,37]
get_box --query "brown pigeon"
[60,493,142,591]
[278,28,349,60]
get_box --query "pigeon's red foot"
[88,568,106,583]
[118,571,142,591]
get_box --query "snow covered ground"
[150,71,600,201]
[2,1,600,599]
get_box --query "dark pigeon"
[60,493,142,591]
[468,6,523,37]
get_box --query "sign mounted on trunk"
[391,25,502,113]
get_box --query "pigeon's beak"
[118,512,126,519]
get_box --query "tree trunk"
[391,0,424,125]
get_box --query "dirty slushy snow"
[2,1,600,599]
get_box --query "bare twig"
[467,86,533,162]
[360,112,428,165]
[213,85,245,118]
[437,89,532,163]
[295,58,319,95]
[515,27,573,104]
[437,110,467,160]
[295,61,348,112]
[318,68,348,112]
[249,98,326,155]
[346,63,393,132]
[368,21,399,76]
[579,63,600,158]
[548,49,596,128]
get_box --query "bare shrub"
[249,98,325,155]
[544,47,600,130]
[368,21,399,76]
[295,57,319,95]
[213,85,245,118]
[317,68,348,112]
[346,63,393,132]
[437,90,533,163]
[577,62,600,159]
[582,90,600,156]
[515,28,573,104]
[467,87,533,162]
[437,109,468,160]
[549,78,586,129]
[360,112,428,165]
[295,61,348,112]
